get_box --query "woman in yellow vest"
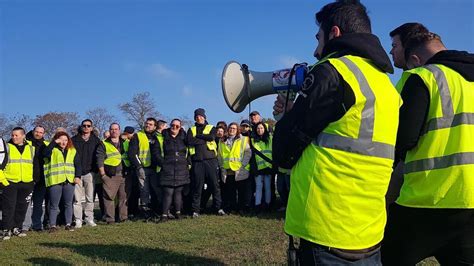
[43,131,81,232]
[218,122,252,214]
[251,122,273,213]
[0,127,38,240]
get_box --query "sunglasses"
[171,124,180,128]
[82,124,92,128]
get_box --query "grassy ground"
[0,211,439,265]
[0,212,287,265]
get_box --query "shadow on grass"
[40,242,223,264]
[27,257,73,266]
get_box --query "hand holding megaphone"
[273,94,294,120]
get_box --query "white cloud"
[148,63,177,78]
[181,86,192,97]
[277,55,302,68]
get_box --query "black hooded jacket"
[26,131,47,185]
[273,33,394,169]
[71,133,101,175]
[395,50,474,164]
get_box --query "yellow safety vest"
[252,137,273,170]
[156,132,164,173]
[189,125,217,156]
[218,136,249,171]
[2,143,35,184]
[137,131,152,167]
[396,64,474,208]
[285,55,401,249]
[103,140,122,167]
[44,147,76,187]
[122,139,131,167]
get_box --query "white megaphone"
[221,61,308,119]
[0,138,7,170]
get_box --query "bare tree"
[34,112,80,139]
[0,113,12,139]
[118,91,161,129]
[177,115,193,131]
[10,114,34,132]
[85,107,117,137]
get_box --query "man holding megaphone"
[271,0,401,264]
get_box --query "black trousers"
[1,182,34,231]
[161,185,184,215]
[222,175,252,212]
[125,169,140,216]
[382,203,474,265]
[191,159,222,213]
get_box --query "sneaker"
[192,212,200,218]
[277,206,287,212]
[49,226,58,233]
[12,228,27,237]
[65,224,75,232]
[217,209,226,216]
[2,230,11,240]
[158,215,169,223]
[174,212,185,220]
[85,219,97,227]
[167,212,176,220]
[74,219,83,229]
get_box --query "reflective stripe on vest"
[397,64,474,208]
[285,55,400,249]
[4,143,35,183]
[103,140,122,167]
[314,57,394,159]
[44,148,76,187]
[137,131,152,167]
[189,125,217,156]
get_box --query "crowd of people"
[0,108,289,239]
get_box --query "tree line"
[0,92,193,139]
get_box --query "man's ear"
[410,54,422,68]
[328,26,342,40]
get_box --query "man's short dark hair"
[316,0,371,41]
[12,127,25,134]
[157,119,167,128]
[81,119,93,126]
[404,32,443,61]
[109,122,120,130]
[390,23,429,48]
[146,117,157,126]
[33,125,45,131]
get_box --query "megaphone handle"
[241,64,253,117]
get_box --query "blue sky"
[1,0,473,127]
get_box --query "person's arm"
[73,150,82,182]
[96,142,107,176]
[42,141,57,159]
[151,140,163,168]
[394,75,430,165]
[195,126,216,142]
[273,62,352,169]
[241,138,252,168]
[127,135,142,169]
[32,146,40,183]
[187,128,206,146]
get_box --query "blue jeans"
[49,183,75,226]
[255,175,271,206]
[300,240,382,266]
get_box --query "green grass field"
[0,212,439,265]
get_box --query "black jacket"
[187,122,217,162]
[273,33,394,169]
[26,131,47,185]
[395,50,474,164]
[42,142,82,178]
[71,133,101,175]
[128,131,157,169]
[152,128,190,187]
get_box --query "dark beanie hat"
[194,108,206,119]
[124,126,135,134]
